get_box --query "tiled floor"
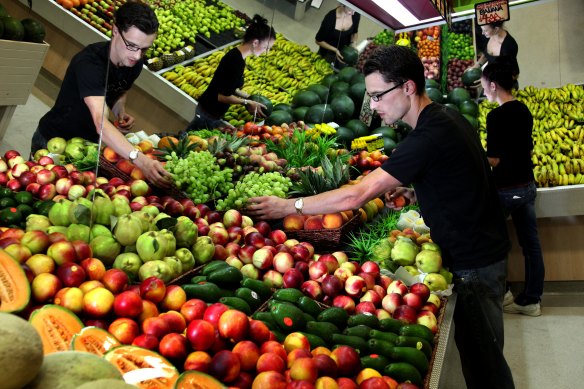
[2,1,584,388]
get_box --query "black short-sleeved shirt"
[198,48,245,119]
[315,9,360,55]
[486,100,534,188]
[381,103,510,271]
[38,42,143,143]
[484,33,519,76]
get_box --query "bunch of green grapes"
[164,150,234,204]
[215,172,292,211]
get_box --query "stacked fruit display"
[356,42,379,73]
[68,1,117,37]
[372,29,395,46]
[441,22,476,92]
[33,137,99,172]
[0,4,46,43]
[478,84,584,187]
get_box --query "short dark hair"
[482,59,516,91]
[244,14,276,43]
[489,21,505,29]
[363,46,425,96]
[115,1,159,35]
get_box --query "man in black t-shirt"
[247,46,515,389]
[31,2,171,187]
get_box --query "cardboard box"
[0,39,50,106]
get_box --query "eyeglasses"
[119,29,150,53]
[368,81,406,102]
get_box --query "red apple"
[56,262,86,287]
[282,268,304,289]
[140,276,166,303]
[402,292,425,311]
[113,290,144,318]
[409,282,431,302]
[355,301,376,315]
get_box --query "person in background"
[31,1,171,187]
[315,4,360,67]
[482,59,545,317]
[472,21,519,84]
[247,45,514,389]
[184,15,275,132]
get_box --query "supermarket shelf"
[536,184,584,218]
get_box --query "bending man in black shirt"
[247,45,515,389]
[185,15,275,131]
[31,1,171,187]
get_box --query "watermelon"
[273,103,293,114]
[351,72,365,85]
[340,46,359,66]
[459,100,479,117]
[330,95,355,123]
[2,17,24,41]
[305,104,334,124]
[447,88,471,106]
[338,66,359,83]
[371,126,397,141]
[21,18,45,43]
[330,81,350,98]
[350,82,366,109]
[0,4,7,18]
[250,94,273,116]
[425,79,440,89]
[292,90,321,108]
[292,106,310,121]
[462,68,482,86]
[345,119,368,138]
[307,84,330,104]
[425,87,444,103]
[335,127,355,147]
[383,137,398,154]
[444,103,459,112]
[321,74,339,88]
[463,114,478,129]
[266,110,293,126]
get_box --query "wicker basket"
[284,213,362,251]
[98,155,132,181]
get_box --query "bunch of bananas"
[478,84,584,187]
[395,32,411,47]
[305,123,337,139]
[162,50,226,99]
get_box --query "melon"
[273,103,293,114]
[345,119,369,138]
[26,351,123,389]
[29,304,84,354]
[462,67,482,86]
[70,326,121,356]
[76,379,138,389]
[459,99,479,117]
[371,126,397,141]
[463,114,479,129]
[350,82,366,108]
[425,87,444,103]
[249,94,273,116]
[0,312,44,389]
[0,249,31,313]
[266,110,293,126]
[425,79,440,89]
[335,126,355,147]
[1,17,24,41]
[307,84,330,103]
[351,72,365,85]
[383,137,398,154]
[447,87,471,106]
[21,18,45,43]
[443,103,459,112]
[292,90,320,107]
[331,95,355,123]
[175,371,227,389]
[305,104,334,124]
[292,106,309,121]
[338,66,359,83]
[340,46,359,66]
[330,81,350,98]
[321,74,339,88]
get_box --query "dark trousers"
[453,258,515,389]
[185,105,227,132]
[498,181,545,302]
[30,127,49,157]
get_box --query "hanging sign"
[475,0,510,26]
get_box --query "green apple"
[47,137,67,154]
[423,273,448,291]
[415,250,442,273]
[421,242,441,253]
[439,268,453,284]
[390,238,419,266]
[34,148,49,161]
[404,265,420,276]
[113,252,142,280]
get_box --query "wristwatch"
[242,99,248,106]
[294,198,304,215]
[128,148,140,162]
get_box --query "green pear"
[48,199,73,227]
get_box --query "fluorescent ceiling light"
[372,0,420,25]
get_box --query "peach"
[79,257,106,280]
[54,287,84,314]
[109,317,140,345]
[313,353,338,378]
[180,298,207,323]
[209,350,240,383]
[284,332,311,353]
[252,371,287,389]
[232,340,261,371]
[141,316,170,339]
[158,332,189,360]
[186,319,215,351]
[160,284,187,311]
[256,351,286,374]
[283,214,306,231]
[132,334,159,351]
[261,340,288,362]
[322,213,344,229]
[116,159,135,175]
[159,310,187,333]
[287,348,313,369]
[331,346,361,378]
[304,215,324,230]
[103,146,121,163]
[337,377,359,389]
[138,299,159,323]
[315,377,339,389]
[79,280,104,294]
[218,309,250,343]
[311,347,332,357]
[290,356,319,383]
[25,254,55,276]
[355,368,382,385]
[249,319,272,345]
[184,351,212,373]
[83,286,115,317]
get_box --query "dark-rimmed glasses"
[119,29,151,53]
[368,81,406,102]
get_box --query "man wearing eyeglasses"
[247,45,514,388]
[31,1,171,187]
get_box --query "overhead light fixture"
[371,0,420,25]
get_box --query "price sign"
[475,0,510,26]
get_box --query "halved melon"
[0,248,31,313]
[174,371,227,389]
[71,326,121,356]
[104,345,179,389]
[29,304,84,354]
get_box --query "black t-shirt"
[315,9,360,55]
[38,42,143,143]
[484,33,519,76]
[381,103,510,271]
[198,48,245,119]
[486,100,534,188]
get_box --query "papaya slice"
[29,304,84,354]
[71,326,121,356]
[104,345,179,389]
[175,371,227,389]
[0,248,31,313]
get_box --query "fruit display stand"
[0,38,49,144]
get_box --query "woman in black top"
[482,60,544,317]
[472,22,519,79]
[185,15,276,131]
[315,5,360,67]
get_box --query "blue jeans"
[453,258,515,389]
[498,182,545,302]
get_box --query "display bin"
[0,39,50,144]
[284,213,362,252]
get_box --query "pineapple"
[173,49,186,64]
[156,137,199,160]
[289,156,351,196]
[183,45,196,59]
[146,57,164,72]
[161,52,175,68]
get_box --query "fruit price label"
[475,0,510,26]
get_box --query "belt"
[497,181,532,190]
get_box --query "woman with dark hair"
[315,4,360,67]
[185,15,276,131]
[481,60,544,317]
[472,21,519,79]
